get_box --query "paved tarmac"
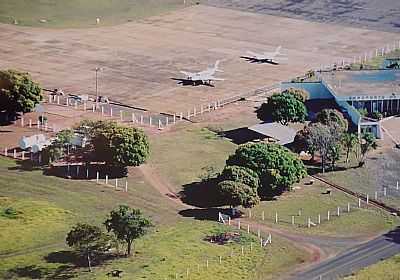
[205,0,400,33]
[291,227,400,280]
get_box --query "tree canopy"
[104,205,152,256]
[77,120,150,167]
[219,165,260,190]
[217,180,260,209]
[315,109,348,132]
[66,223,110,271]
[359,132,378,166]
[257,88,308,125]
[305,122,342,172]
[226,143,307,194]
[0,69,42,114]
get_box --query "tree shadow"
[179,207,233,221]
[7,265,47,279]
[217,127,266,145]
[179,178,225,208]
[45,251,81,266]
[384,227,400,244]
[6,264,76,280]
[8,159,43,172]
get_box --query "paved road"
[291,227,400,280]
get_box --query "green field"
[0,0,194,28]
[247,181,397,237]
[150,125,236,192]
[0,155,307,279]
[344,254,400,280]
[149,126,398,237]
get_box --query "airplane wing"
[246,50,260,58]
[209,78,225,81]
[180,71,193,77]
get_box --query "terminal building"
[282,69,400,138]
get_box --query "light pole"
[95,67,102,108]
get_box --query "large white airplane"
[178,60,224,86]
[241,46,287,64]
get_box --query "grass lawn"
[0,0,195,28]
[320,148,400,211]
[343,254,400,280]
[0,155,308,279]
[150,126,398,237]
[1,221,309,280]
[246,180,397,237]
[349,48,400,69]
[149,125,236,192]
[0,198,73,255]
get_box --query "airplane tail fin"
[275,45,282,54]
[214,60,223,72]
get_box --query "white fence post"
[13,149,16,158]
[105,175,108,185]
[4,147,8,157]
[96,172,99,183]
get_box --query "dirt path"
[137,164,190,209]
[134,163,363,274]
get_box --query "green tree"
[359,132,378,166]
[370,111,383,120]
[219,165,260,189]
[315,109,348,132]
[305,123,342,173]
[55,129,75,146]
[77,120,150,167]
[41,144,63,165]
[0,69,42,115]
[66,223,111,272]
[357,108,368,117]
[217,180,260,209]
[226,143,306,194]
[257,89,308,125]
[104,205,152,256]
[342,133,359,164]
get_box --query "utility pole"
[95,67,102,109]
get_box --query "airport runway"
[205,0,400,33]
[291,227,400,280]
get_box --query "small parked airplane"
[176,60,224,86]
[241,46,287,64]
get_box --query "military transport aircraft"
[241,46,287,64]
[176,60,224,86]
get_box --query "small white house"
[19,134,47,150]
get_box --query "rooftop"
[248,122,297,145]
[321,70,400,100]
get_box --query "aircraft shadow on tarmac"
[239,56,279,65]
[171,78,215,87]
